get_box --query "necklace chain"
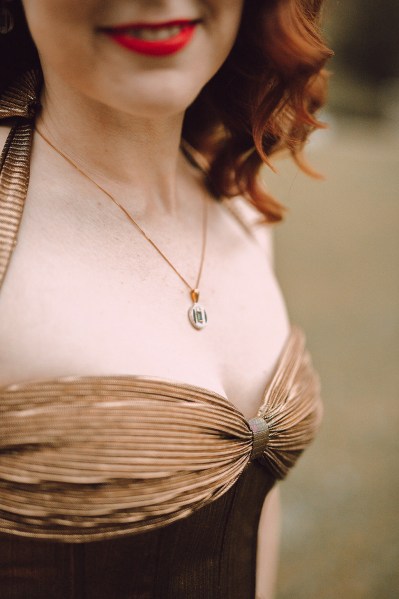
[35,128,208,306]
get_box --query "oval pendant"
[188,302,208,330]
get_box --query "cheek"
[22,0,98,71]
[206,1,245,64]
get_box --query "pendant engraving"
[188,303,208,330]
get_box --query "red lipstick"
[104,20,199,57]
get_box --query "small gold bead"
[191,289,200,303]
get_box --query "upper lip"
[103,19,201,32]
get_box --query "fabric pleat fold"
[0,329,321,542]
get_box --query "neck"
[36,73,189,217]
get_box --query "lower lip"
[106,23,197,57]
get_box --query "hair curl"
[0,0,332,222]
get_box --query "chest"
[0,188,289,419]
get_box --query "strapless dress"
[0,71,322,599]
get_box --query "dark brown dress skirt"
[0,462,274,599]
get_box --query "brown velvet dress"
[0,72,322,599]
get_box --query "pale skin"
[0,1,290,596]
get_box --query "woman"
[0,1,332,598]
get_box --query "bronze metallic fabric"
[0,71,323,597]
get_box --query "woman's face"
[22,0,245,118]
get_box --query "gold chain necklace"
[35,128,209,330]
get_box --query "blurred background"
[268,1,399,597]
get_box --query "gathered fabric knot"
[248,417,270,459]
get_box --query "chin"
[125,94,198,118]
[128,104,189,119]
[103,74,204,119]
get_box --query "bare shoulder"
[224,196,275,266]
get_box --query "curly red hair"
[0,0,332,222]
[184,0,333,221]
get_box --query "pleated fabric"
[0,328,321,542]
[0,85,35,292]
[0,69,323,596]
